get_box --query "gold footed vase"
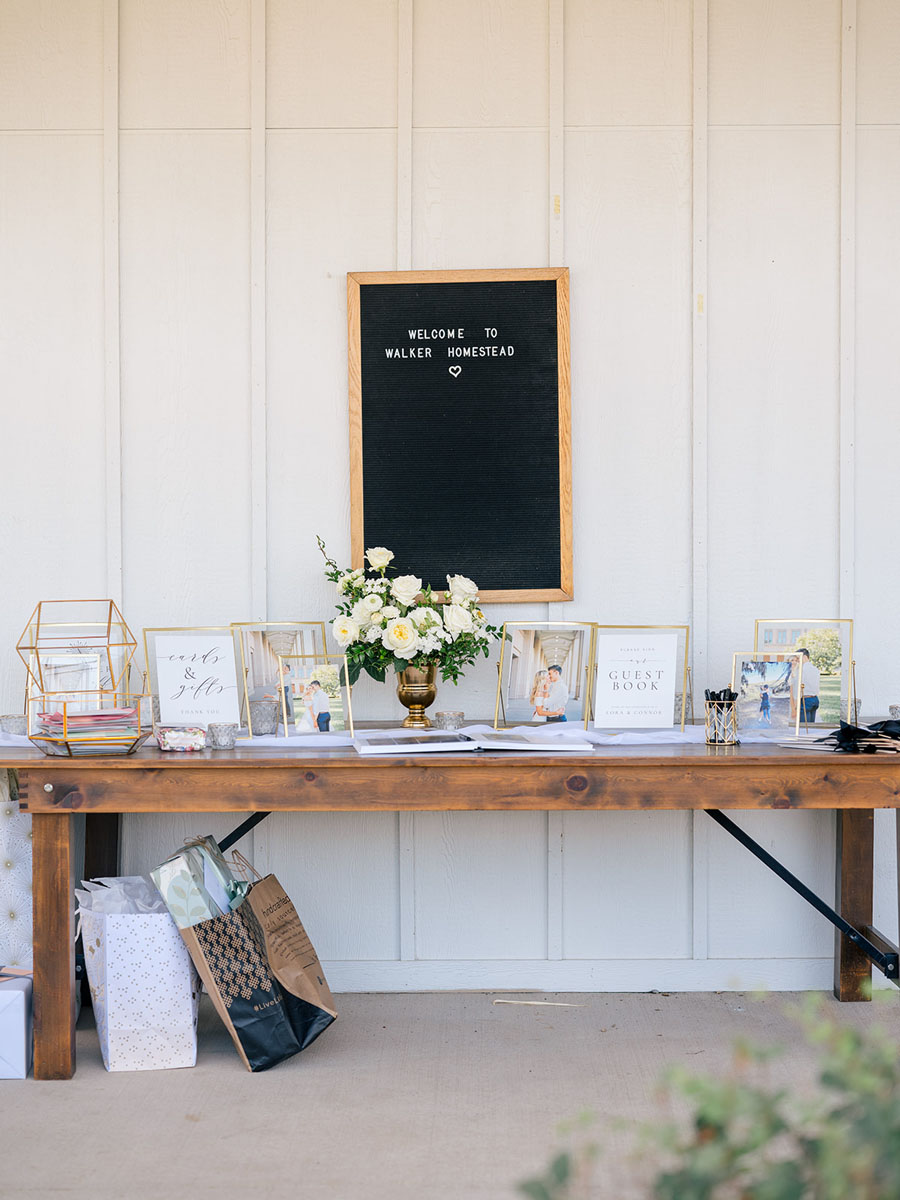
[396,664,437,728]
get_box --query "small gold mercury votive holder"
[206,722,238,749]
[432,711,465,730]
[705,701,738,746]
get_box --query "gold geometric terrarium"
[26,691,151,757]
[17,600,146,756]
[17,599,137,695]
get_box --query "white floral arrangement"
[318,539,503,685]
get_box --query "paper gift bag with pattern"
[243,873,336,1052]
[154,838,337,1071]
[181,899,305,1072]
[78,903,200,1072]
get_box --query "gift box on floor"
[0,967,33,1079]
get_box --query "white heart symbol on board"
[449,365,462,378]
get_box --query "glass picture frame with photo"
[753,618,854,725]
[275,653,353,736]
[232,621,328,734]
[29,651,102,714]
[493,623,595,729]
[591,625,691,731]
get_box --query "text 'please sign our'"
[348,268,573,603]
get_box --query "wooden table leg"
[834,809,874,1001]
[32,813,76,1079]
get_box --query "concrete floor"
[3,991,899,1199]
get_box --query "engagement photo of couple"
[280,664,332,732]
[503,627,586,725]
[528,665,569,722]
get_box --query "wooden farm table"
[3,740,900,1080]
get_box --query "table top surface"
[7,739,900,813]
[0,738,896,770]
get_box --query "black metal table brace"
[706,809,899,985]
[220,810,271,853]
[219,808,900,984]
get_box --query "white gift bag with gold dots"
[77,877,199,1072]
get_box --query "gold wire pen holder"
[705,700,739,746]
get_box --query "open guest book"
[353,729,592,756]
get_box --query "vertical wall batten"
[103,0,122,603]
[397,0,415,957]
[548,0,564,267]
[399,812,416,959]
[691,0,710,961]
[397,0,413,270]
[250,0,268,619]
[691,0,709,698]
[839,0,857,621]
[545,0,566,959]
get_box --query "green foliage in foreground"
[518,1004,900,1199]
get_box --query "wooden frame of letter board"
[347,267,572,603]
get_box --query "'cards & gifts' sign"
[153,633,240,728]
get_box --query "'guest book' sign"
[593,633,679,729]
[348,268,571,603]
[152,632,241,728]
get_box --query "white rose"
[444,604,474,636]
[381,605,400,620]
[359,593,383,613]
[366,546,394,570]
[391,575,422,608]
[382,617,420,658]
[351,599,375,626]
[332,616,360,647]
[409,605,442,630]
[447,574,479,605]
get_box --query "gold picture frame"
[494,622,596,729]
[753,618,855,725]
[232,621,328,734]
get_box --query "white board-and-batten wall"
[2,0,900,991]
